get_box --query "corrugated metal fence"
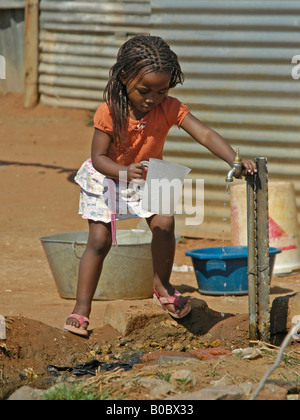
[1,0,300,239]
[151,0,300,238]
[0,0,26,93]
[39,0,151,109]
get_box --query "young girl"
[64,35,256,337]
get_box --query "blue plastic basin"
[185,246,281,296]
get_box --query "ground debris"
[47,356,140,378]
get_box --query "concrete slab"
[103,300,164,335]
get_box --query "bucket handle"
[72,242,86,259]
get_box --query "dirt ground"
[1,92,300,400]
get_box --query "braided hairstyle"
[103,35,184,149]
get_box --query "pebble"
[165,385,244,401]
[8,386,42,401]
[139,377,176,399]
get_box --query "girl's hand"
[126,163,145,181]
[242,158,257,176]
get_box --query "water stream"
[221,183,231,294]
[221,183,231,254]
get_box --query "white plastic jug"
[141,158,191,216]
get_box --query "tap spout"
[225,167,237,183]
[225,148,246,182]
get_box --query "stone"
[212,374,235,387]
[271,292,300,338]
[8,386,42,401]
[288,294,300,332]
[169,369,196,387]
[239,382,253,398]
[190,348,231,361]
[141,350,196,364]
[255,383,287,401]
[139,377,176,399]
[232,347,262,360]
[158,356,198,366]
[165,385,244,400]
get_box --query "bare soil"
[1,93,300,400]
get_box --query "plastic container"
[185,246,281,296]
[40,229,160,300]
[141,158,191,215]
[230,182,300,274]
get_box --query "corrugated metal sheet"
[151,0,300,239]
[39,0,151,109]
[0,1,25,8]
[0,7,25,93]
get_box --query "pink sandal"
[64,312,90,337]
[153,287,191,319]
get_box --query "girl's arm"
[91,129,144,181]
[180,113,256,174]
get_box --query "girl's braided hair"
[103,35,184,149]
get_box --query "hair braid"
[103,35,184,149]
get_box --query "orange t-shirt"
[93,96,189,166]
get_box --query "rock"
[172,342,185,352]
[211,339,223,348]
[141,350,196,364]
[255,383,288,400]
[271,292,300,338]
[212,374,235,387]
[158,356,198,366]
[8,386,42,401]
[165,385,244,400]
[190,348,231,361]
[169,369,196,387]
[139,377,176,399]
[239,382,253,398]
[232,347,262,360]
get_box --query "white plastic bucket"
[230,181,300,274]
[141,158,191,215]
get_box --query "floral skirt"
[74,159,154,223]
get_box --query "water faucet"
[225,148,246,182]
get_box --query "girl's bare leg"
[146,214,189,315]
[65,220,112,330]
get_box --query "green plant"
[157,372,171,382]
[176,376,192,391]
[283,354,300,367]
[42,383,113,401]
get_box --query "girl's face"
[125,70,171,120]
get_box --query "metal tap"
[225,148,246,182]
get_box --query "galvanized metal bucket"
[40,229,156,300]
